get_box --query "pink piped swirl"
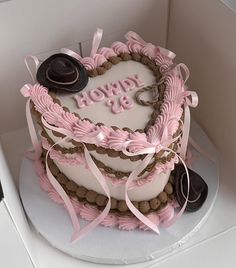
[155,53,173,73]
[127,132,149,153]
[30,84,48,99]
[39,174,53,192]
[126,40,144,53]
[98,47,117,59]
[93,54,107,66]
[147,123,162,145]
[37,160,179,232]
[118,215,139,231]
[58,111,78,131]
[80,203,100,221]
[33,94,54,114]
[71,198,82,214]
[161,101,183,123]
[139,213,160,231]
[111,41,129,54]
[73,120,95,138]
[164,78,182,101]
[107,129,129,151]
[158,204,175,224]
[48,189,64,204]
[81,57,96,70]
[42,103,64,126]
[141,43,158,60]
[101,214,118,227]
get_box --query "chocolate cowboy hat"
[36,53,88,93]
[173,164,208,212]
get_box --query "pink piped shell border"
[38,160,179,231]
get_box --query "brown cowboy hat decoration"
[173,164,208,212]
[36,53,88,93]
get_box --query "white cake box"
[0,145,35,267]
[0,0,235,267]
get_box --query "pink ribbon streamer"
[90,28,103,57]
[45,138,81,242]
[60,28,103,62]
[24,55,40,83]
[60,48,83,61]
[124,31,176,60]
[20,84,42,160]
[176,64,198,160]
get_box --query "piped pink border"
[37,160,179,231]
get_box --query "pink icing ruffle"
[98,47,117,59]
[111,41,129,54]
[126,40,144,54]
[141,43,158,60]
[38,159,177,232]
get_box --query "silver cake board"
[19,121,219,265]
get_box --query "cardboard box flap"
[0,144,36,267]
[0,181,3,202]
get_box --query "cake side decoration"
[20,28,208,243]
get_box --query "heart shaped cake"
[21,29,207,242]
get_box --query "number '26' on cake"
[20,29,208,242]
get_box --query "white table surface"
[1,124,236,268]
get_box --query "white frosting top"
[57,61,155,130]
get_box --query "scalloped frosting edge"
[41,135,178,187]
[37,159,179,231]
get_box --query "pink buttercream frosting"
[141,43,159,60]
[126,40,144,53]
[81,57,96,70]
[107,129,129,151]
[111,41,129,54]
[93,53,107,66]
[73,119,95,138]
[155,53,173,73]
[98,47,117,59]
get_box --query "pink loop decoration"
[90,28,103,58]
[60,48,83,62]
[124,31,176,60]
[24,55,40,83]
